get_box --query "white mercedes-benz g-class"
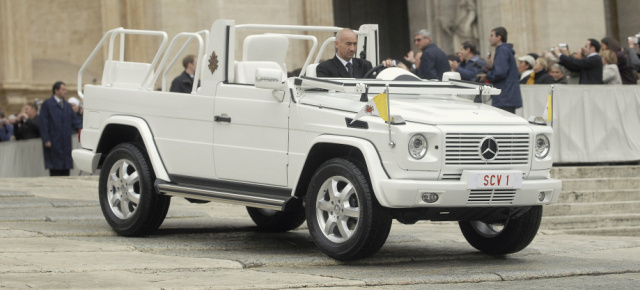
[73,19,561,261]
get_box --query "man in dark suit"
[170,55,197,93]
[39,81,82,176]
[554,39,603,84]
[316,28,391,78]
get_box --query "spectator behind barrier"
[523,57,554,85]
[601,50,622,84]
[553,39,603,84]
[550,63,569,84]
[517,55,535,84]
[602,37,637,84]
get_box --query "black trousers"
[49,169,70,176]
[497,106,516,114]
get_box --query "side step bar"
[156,182,292,211]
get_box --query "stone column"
[476,0,606,58]
[616,0,640,43]
[0,0,32,112]
[301,0,334,64]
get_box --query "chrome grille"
[445,133,530,165]
[468,189,516,204]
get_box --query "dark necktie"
[59,101,64,109]
[346,62,353,77]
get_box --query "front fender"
[306,135,393,207]
[99,115,170,182]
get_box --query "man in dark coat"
[316,28,392,78]
[39,81,82,176]
[414,29,451,80]
[554,39,603,84]
[15,102,41,140]
[170,55,197,93]
[478,27,522,114]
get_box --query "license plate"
[467,171,523,189]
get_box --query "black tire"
[99,143,171,236]
[246,201,306,232]
[458,206,543,255]
[305,158,392,261]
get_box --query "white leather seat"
[242,34,289,72]
[234,34,289,84]
[235,61,283,84]
[102,60,153,88]
[305,63,318,77]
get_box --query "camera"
[558,43,568,49]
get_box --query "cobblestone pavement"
[1,176,639,289]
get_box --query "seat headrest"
[243,35,289,71]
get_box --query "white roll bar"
[77,27,168,98]
[156,30,208,93]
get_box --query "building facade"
[0,0,638,114]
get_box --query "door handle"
[214,115,231,123]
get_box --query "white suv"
[73,20,562,260]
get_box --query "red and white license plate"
[467,171,523,189]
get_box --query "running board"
[156,183,292,211]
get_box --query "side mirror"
[255,68,285,90]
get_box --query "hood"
[299,93,527,125]
[502,43,516,55]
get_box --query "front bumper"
[377,172,562,208]
[72,149,101,174]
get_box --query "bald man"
[316,28,387,78]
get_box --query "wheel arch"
[292,135,391,207]
[96,116,170,182]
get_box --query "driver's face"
[336,30,358,61]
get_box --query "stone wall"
[408,0,609,60]
[1,0,636,116]
[0,0,333,115]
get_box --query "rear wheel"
[246,201,306,232]
[305,158,391,261]
[458,206,542,255]
[99,143,170,236]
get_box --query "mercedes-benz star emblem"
[479,136,499,161]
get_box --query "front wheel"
[99,143,170,236]
[305,158,392,261]
[458,206,543,255]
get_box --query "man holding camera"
[553,39,603,84]
[450,41,485,81]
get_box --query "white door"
[213,83,289,186]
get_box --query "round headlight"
[535,134,550,159]
[408,134,428,159]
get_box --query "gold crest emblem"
[208,51,219,74]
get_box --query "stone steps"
[551,165,640,179]
[559,177,640,192]
[541,165,640,236]
[544,201,640,217]
[541,213,640,230]
[553,226,640,237]
[556,189,640,203]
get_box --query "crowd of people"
[365,27,640,112]
[0,81,83,176]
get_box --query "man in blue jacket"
[450,41,485,81]
[478,27,522,114]
[39,81,82,176]
[414,29,450,80]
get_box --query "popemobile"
[72,19,562,261]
